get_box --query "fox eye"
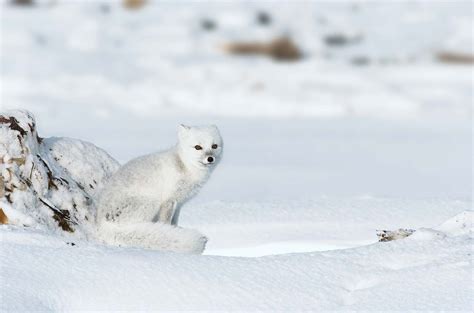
[194,145,203,150]
[212,144,218,149]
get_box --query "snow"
[1,214,472,311]
[189,198,471,256]
[1,1,472,121]
[1,0,473,311]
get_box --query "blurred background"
[1,0,472,204]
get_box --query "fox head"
[177,124,223,169]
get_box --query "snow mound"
[400,211,473,242]
[407,228,447,241]
[436,210,473,236]
[0,110,119,236]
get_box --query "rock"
[0,110,119,236]
[0,208,8,224]
[376,228,415,242]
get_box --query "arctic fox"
[96,124,223,254]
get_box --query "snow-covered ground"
[1,1,472,311]
[2,212,472,311]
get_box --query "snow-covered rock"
[0,110,119,237]
[376,228,415,242]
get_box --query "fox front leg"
[155,200,177,224]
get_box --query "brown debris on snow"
[436,51,474,64]
[123,0,147,10]
[222,37,302,61]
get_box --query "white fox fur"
[96,125,223,254]
[98,222,209,254]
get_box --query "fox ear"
[178,124,190,140]
[179,124,190,131]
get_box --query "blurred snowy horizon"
[1,0,472,123]
[1,0,472,200]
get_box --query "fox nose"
[207,156,214,163]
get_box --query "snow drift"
[0,110,207,253]
[1,211,472,311]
